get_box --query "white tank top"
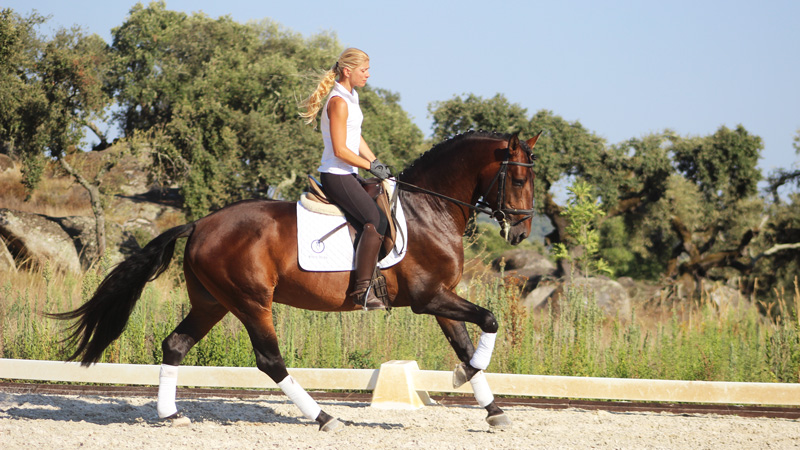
[319,82,363,175]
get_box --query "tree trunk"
[542,191,572,276]
[59,158,106,261]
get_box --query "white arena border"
[2,358,800,409]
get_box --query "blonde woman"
[300,48,391,311]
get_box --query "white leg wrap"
[278,375,321,420]
[469,332,497,370]
[157,364,179,418]
[470,370,495,407]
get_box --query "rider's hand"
[368,159,392,180]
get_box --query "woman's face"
[346,61,370,88]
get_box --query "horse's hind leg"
[157,267,228,419]
[436,316,511,428]
[237,303,343,432]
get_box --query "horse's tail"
[49,222,196,366]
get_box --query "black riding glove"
[368,159,392,180]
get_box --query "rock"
[0,154,15,173]
[0,143,180,275]
[522,284,556,309]
[50,216,100,269]
[527,276,632,319]
[705,283,746,310]
[0,238,16,272]
[565,277,632,319]
[0,208,81,273]
[504,270,546,295]
[491,250,556,294]
[52,215,141,270]
[78,145,153,197]
[617,276,661,305]
[491,249,556,275]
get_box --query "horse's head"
[479,132,540,245]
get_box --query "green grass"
[1,262,799,384]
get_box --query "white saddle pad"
[296,187,408,272]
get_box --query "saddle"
[301,175,399,259]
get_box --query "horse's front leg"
[416,293,511,428]
[416,289,499,372]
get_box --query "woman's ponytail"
[299,69,337,125]
[298,48,369,125]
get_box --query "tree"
[552,181,613,277]
[110,3,425,218]
[663,127,764,284]
[429,93,529,143]
[428,93,800,297]
[596,133,674,278]
[0,9,47,186]
[1,9,116,260]
[525,109,608,250]
[766,128,800,203]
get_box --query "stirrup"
[350,280,386,311]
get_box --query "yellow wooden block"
[370,360,434,410]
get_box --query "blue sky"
[7,0,799,174]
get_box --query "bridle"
[478,154,536,224]
[392,148,536,237]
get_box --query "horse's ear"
[526,131,543,149]
[508,133,521,155]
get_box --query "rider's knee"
[376,209,388,235]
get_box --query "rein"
[392,153,536,233]
[392,178,494,215]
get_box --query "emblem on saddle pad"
[310,239,326,253]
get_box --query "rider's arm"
[328,97,372,170]
[358,136,377,164]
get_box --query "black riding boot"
[348,223,385,311]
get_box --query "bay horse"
[52,130,540,431]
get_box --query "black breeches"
[320,172,388,236]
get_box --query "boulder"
[522,284,556,309]
[0,208,81,273]
[504,270,546,296]
[704,282,746,310]
[617,276,661,304]
[50,215,100,269]
[491,249,557,294]
[0,154,15,174]
[78,144,153,197]
[565,277,632,319]
[0,239,16,272]
[491,249,556,275]
[527,276,632,320]
[52,215,141,270]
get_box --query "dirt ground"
[1,392,798,449]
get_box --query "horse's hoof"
[162,412,192,427]
[319,417,344,432]
[452,363,468,388]
[486,413,512,429]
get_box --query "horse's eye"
[512,179,525,187]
